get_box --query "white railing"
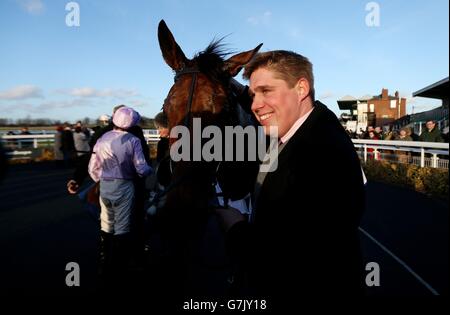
[352,139,449,169]
[1,134,55,149]
[0,132,160,148]
[2,133,448,168]
[0,131,160,158]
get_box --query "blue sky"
[0,0,448,122]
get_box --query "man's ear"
[223,43,263,77]
[295,78,310,101]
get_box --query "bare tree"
[82,117,91,126]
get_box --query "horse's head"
[158,20,262,129]
[157,20,261,214]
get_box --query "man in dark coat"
[154,111,171,187]
[218,50,366,303]
[0,143,7,182]
[61,123,76,166]
[419,120,444,142]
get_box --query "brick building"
[368,88,407,127]
[338,88,407,132]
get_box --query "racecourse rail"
[1,132,449,169]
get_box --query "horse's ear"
[223,43,263,77]
[158,20,188,71]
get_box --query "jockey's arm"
[132,138,153,178]
[87,143,102,183]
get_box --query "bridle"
[152,67,231,209]
[173,66,236,127]
[174,67,201,128]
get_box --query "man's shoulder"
[128,126,145,138]
[289,101,345,143]
[312,101,341,125]
[91,125,113,142]
[97,131,139,149]
[98,125,113,135]
[432,128,443,136]
[285,101,355,164]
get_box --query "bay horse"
[155,20,262,295]
[157,20,262,226]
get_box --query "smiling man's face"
[249,67,302,137]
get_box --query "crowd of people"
[53,121,92,167]
[345,120,446,143]
[50,116,121,167]
[344,121,446,162]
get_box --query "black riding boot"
[111,233,132,287]
[98,230,114,285]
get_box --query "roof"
[371,94,397,101]
[413,77,449,99]
[359,94,373,101]
[338,95,357,101]
[337,94,373,110]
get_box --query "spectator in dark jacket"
[0,142,7,182]
[61,123,76,166]
[54,125,64,167]
[154,112,171,188]
[20,127,31,135]
[419,120,444,142]
[406,127,420,141]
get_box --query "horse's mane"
[193,38,233,83]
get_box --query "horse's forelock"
[193,39,233,83]
[164,39,235,128]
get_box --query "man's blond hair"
[243,50,315,101]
